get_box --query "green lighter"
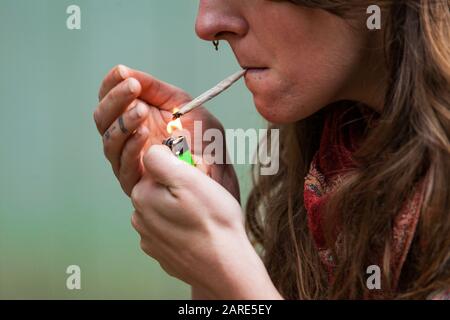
[162,136,196,166]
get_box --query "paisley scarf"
[303,103,425,293]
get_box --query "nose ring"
[212,40,220,51]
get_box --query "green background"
[0,0,263,299]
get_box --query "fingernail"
[128,78,140,94]
[134,103,148,119]
[117,65,129,79]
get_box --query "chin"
[253,96,295,124]
[246,83,289,124]
[245,71,311,124]
[245,70,324,123]
[253,93,324,124]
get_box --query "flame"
[167,108,183,134]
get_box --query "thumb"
[143,144,195,187]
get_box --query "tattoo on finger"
[118,116,128,134]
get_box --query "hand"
[93,65,240,200]
[131,145,282,299]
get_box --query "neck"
[339,33,388,113]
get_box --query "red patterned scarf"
[303,104,425,290]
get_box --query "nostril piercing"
[212,40,220,51]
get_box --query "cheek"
[248,61,350,124]
[247,10,364,123]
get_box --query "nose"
[195,0,248,42]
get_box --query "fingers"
[98,64,129,101]
[103,102,149,176]
[94,77,141,134]
[119,126,150,196]
[99,65,192,112]
[126,68,192,111]
[96,64,192,136]
[131,176,176,215]
[143,145,197,188]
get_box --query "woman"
[93,0,450,299]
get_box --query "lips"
[245,67,268,72]
[237,59,269,86]
[242,66,268,71]
[244,67,269,80]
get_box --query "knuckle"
[93,109,102,129]
[102,139,112,157]
[98,75,112,100]
[159,262,177,279]
[139,239,147,253]
[130,185,142,211]
[98,84,106,101]
[159,262,169,273]
[131,213,139,231]
[140,239,153,257]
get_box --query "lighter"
[162,136,196,166]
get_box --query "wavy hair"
[246,0,450,299]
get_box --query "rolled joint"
[172,112,183,120]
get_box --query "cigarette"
[172,69,247,119]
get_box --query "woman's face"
[195,0,385,123]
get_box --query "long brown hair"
[246,0,450,299]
